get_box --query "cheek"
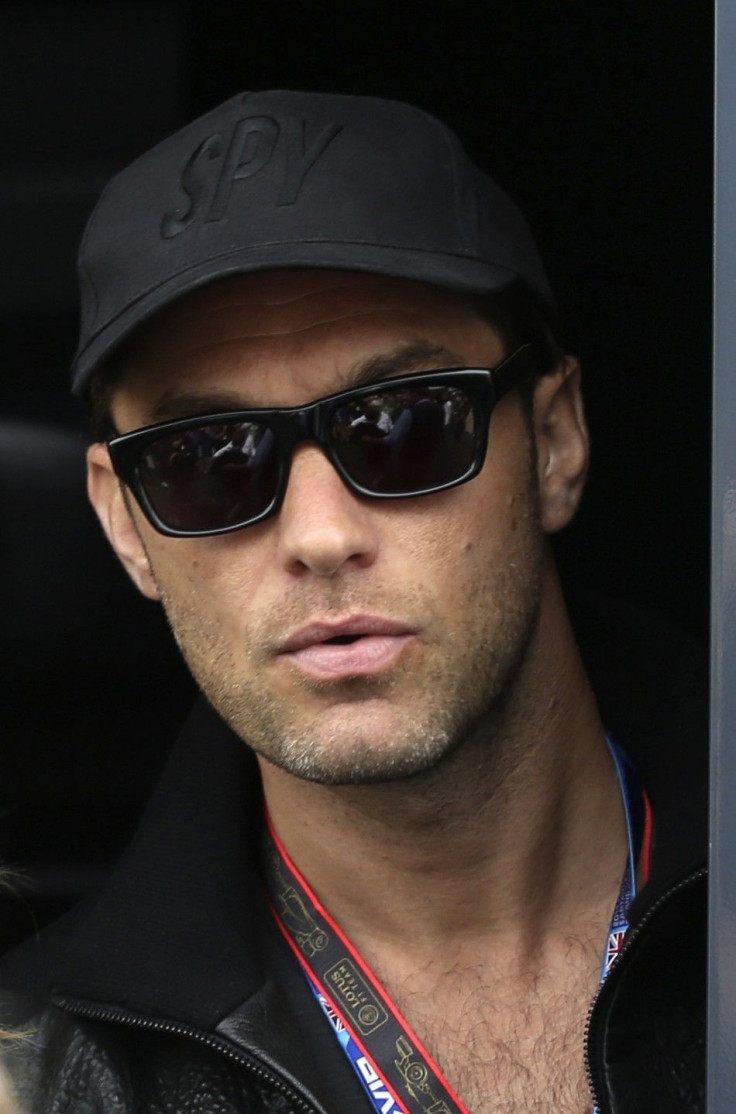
[390,450,542,624]
[392,461,533,569]
[143,531,269,631]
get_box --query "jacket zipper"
[583,866,707,1113]
[53,993,321,1114]
[53,868,706,1114]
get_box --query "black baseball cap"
[72,89,553,397]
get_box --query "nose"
[276,445,380,577]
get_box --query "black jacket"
[0,597,707,1114]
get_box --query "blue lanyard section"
[600,736,645,981]
[304,969,407,1114]
[591,736,646,1114]
[270,735,646,1114]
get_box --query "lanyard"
[600,737,651,979]
[264,737,652,1114]
[591,738,652,1114]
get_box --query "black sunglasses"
[107,343,538,538]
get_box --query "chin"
[249,702,461,785]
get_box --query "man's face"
[91,270,556,785]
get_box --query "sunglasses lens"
[330,384,479,494]
[124,377,484,535]
[138,421,279,532]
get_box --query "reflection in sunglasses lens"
[332,385,477,494]
[140,422,279,531]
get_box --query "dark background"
[0,0,713,940]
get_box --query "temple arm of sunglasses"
[491,343,539,401]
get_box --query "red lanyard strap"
[263,816,471,1114]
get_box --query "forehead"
[110,269,504,423]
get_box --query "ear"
[532,356,589,534]
[87,442,161,600]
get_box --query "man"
[1,91,706,1113]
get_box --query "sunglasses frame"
[107,343,538,538]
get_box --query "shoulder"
[0,1001,270,1114]
[589,869,706,1113]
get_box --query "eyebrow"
[144,341,468,424]
[337,341,467,391]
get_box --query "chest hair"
[385,932,601,1114]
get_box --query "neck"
[260,565,627,964]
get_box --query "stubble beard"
[150,483,545,788]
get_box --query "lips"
[278,616,415,680]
